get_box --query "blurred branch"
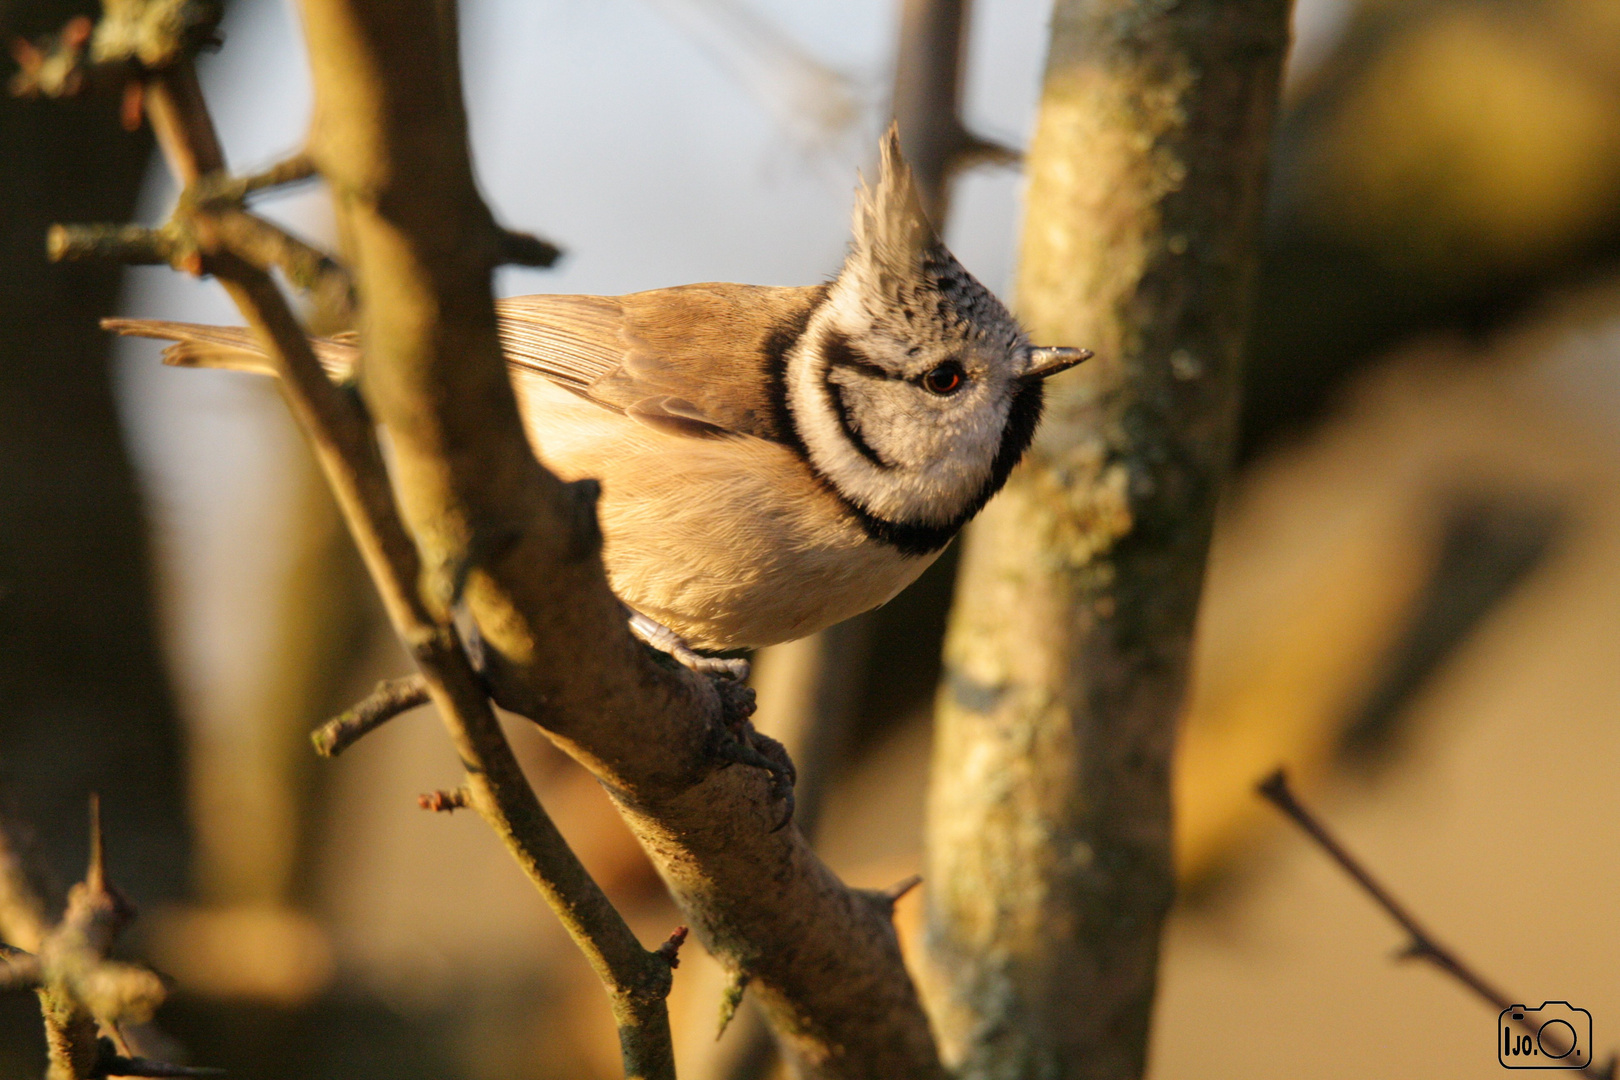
[1258,769,1617,1080]
[891,0,1018,224]
[641,0,863,153]
[0,808,52,955]
[924,0,1292,1076]
[1340,493,1565,758]
[0,800,191,1080]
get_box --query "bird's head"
[784,128,1089,555]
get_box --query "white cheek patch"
[787,293,1007,527]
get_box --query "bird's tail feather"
[102,317,359,380]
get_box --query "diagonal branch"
[1258,769,1617,1080]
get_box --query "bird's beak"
[1022,345,1093,380]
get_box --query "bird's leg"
[625,612,792,826]
[627,610,750,681]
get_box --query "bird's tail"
[102,317,359,380]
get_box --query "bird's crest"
[849,125,937,287]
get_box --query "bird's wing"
[496,282,825,442]
[104,281,826,443]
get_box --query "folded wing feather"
[103,281,821,445]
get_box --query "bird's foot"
[627,611,750,681]
[708,677,796,831]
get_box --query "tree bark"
[923,1,1292,1077]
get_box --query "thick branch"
[294,1,942,1075]
[923,1,1292,1077]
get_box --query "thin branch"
[1258,768,1616,1079]
[311,674,431,757]
[195,151,317,202]
[47,223,184,266]
[0,947,42,991]
[93,1052,226,1079]
[889,0,1019,224]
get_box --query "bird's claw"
[710,680,796,831]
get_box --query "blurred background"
[2,0,1619,1076]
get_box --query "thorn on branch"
[121,79,145,130]
[716,969,752,1040]
[496,228,563,268]
[195,152,316,203]
[886,873,922,904]
[93,1038,226,1079]
[417,788,469,813]
[953,129,1021,171]
[857,874,921,920]
[654,926,688,969]
[312,674,431,757]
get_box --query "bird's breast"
[514,375,939,651]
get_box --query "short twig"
[654,926,688,969]
[47,224,184,267]
[195,152,316,203]
[495,228,562,268]
[312,674,431,757]
[417,788,469,813]
[0,946,42,990]
[1258,768,1615,1078]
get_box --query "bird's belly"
[516,378,938,651]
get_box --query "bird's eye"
[921,361,966,395]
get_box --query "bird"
[105,131,1090,677]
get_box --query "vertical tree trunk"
[923,1,1292,1077]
